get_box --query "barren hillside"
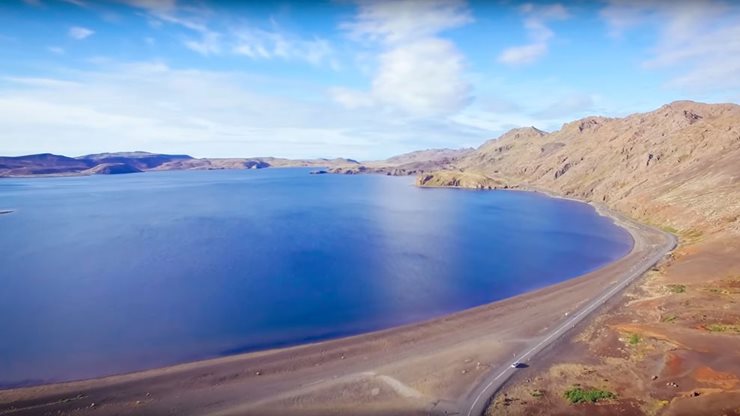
[430,102,740,415]
[422,101,740,235]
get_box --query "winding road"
[462,213,677,416]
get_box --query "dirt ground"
[486,232,740,416]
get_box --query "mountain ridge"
[417,100,740,235]
[0,152,360,177]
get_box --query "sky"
[1,0,739,160]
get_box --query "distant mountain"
[384,148,474,165]
[0,151,360,177]
[78,151,192,171]
[83,163,143,175]
[331,147,473,176]
[0,153,94,176]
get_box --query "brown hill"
[422,100,740,235]
[331,147,472,175]
[83,163,142,175]
[0,153,94,176]
[413,101,740,415]
[79,152,192,171]
[0,152,359,177]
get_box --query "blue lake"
[0,169,632,386]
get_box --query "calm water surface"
[0,169,632,386]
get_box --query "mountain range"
[0,151,358,177]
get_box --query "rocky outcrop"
[416,171,511,190]
[83,163,142,175]
[383,148,474,166]
[329,147,473,177]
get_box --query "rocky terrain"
[0,152,359,177]
[415,170,508,190]
[405,101,740,415]
[419,101,740,235]
[330,147,472,176]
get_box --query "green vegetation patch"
[705,324,740,333]
[660,225,679,234]
[682,229,703,239]
[628,333,641,345]
[666,284,686,294]
[564,387,616,404]
[530,389,544,398]
[661,314,678,323]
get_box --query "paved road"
[462,218,677,416]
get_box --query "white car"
[511,361,523,368]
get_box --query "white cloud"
[68,26,94,40]
[232,28,336,67]
[118,0,176,13]
[62,0,88,7]
[602,0,740,91]
[342,0,472,43]
[498,43,547,66]
[498,3,569,66]
[184,31,221,56]
[122,0,336,66]
[0,62,489,159]
[48,46,65,55]
[333,0,472,117]
[372,38,470,115]
[3,77,80,88]
[329,87,374,109]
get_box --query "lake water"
[0,169,632,387]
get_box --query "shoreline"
[0,190,674,416]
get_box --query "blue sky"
[1,0,739,159]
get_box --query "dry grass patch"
[704,323,740,333]
[665,284,687,294]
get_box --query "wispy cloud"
[68,26,94,40]
[333,0,472,117]
[498,3,569,66]
[0,61,488,158]
[121,0,337,65]
[602,0,740,92]
[117,0,176,14]
[232,26,336,67]
[184,31,221,56]
[342,0,472,43]
[62,0,88,7]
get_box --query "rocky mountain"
[0,153,95,176]
[154,156,359,171]
[79,151,192,171]
[419,101,740,235]
[331,147,473,176]
[83,163,143,175]
[0,152,360,178]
